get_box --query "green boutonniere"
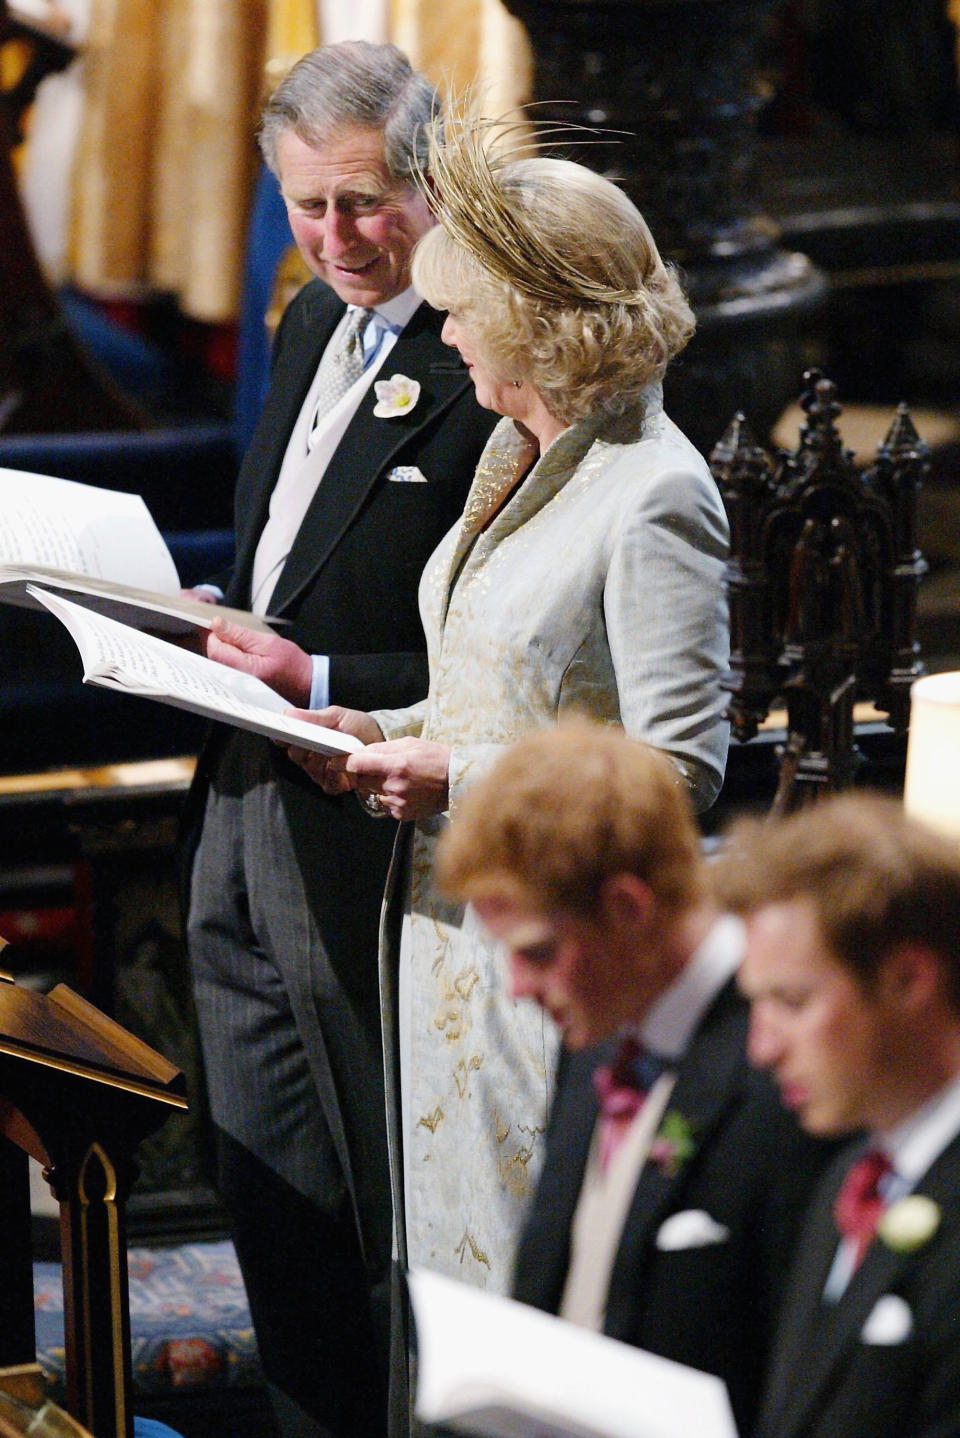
[877,1195,942,1254]
[649,1111,697,1178]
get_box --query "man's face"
[472,889,665,1049]
[738,898,902,1135]
[276,125,434,308]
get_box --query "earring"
[513,379,523,389]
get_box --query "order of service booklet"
[29,586,361,758]
[408,1268,737,1438]
[0,465,274,634]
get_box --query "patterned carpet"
[33,1241,272,1438]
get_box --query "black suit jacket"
[184,280,496,1276]
[513,982,836,1437]
[756,1132,960,1438]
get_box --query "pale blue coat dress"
[371,385,730,1292]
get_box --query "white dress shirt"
[560,915,745,1330]
[249,288,423,697]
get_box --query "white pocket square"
[655,1209,730,1251]
[860,1294,914,1345]
[386,465,428,484]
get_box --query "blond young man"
[436,721,833,1437]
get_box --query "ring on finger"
[359,790,388,818]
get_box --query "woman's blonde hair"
[411,150,694,424]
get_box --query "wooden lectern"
[0,953,187,1438]
[0,1378,96,1438]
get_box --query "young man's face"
[472,886,666,1049]
[276,125,434,308]
[738,897,906,1135]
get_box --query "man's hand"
[205,618,313,706]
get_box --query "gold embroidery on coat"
[459,426,537,535]
[454,967,479,1001]
[499,1137,540,1196]
[432,965,478,1041]
[455,1229,491,1268]
[453,1054,482,1097]
[433,992,464,1041]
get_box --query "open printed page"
[0,467,180,589]
[409,1268,737,1438]
[29,587,362,758]
[0,466,275,633]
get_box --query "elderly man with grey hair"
[181,41,495,1438]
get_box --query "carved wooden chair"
[710,369,929,813]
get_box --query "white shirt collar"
[354,284,422,333]
[640,914,744,1061]
[879,1070,960,1187]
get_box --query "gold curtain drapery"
[71,0,269,322]
[18,1,960,323]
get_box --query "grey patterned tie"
[308,306,375,448]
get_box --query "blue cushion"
[0,427,238,531]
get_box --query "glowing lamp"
[904,672,960,842]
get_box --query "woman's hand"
[205,618,313,706]
[284,706,386,794]
[345,738,452,821]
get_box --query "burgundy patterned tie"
[833,1148,893,1269]
[593,1037,667,1172]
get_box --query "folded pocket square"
[655,1209,730,1251]
[861,1294,913,1345]
[386,465,428,483]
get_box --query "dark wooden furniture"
[711,368,928,812]
[498,0,827,453]
[0,1367,95,1438]
[0,967,186,1438]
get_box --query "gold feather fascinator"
[411,102,650,309]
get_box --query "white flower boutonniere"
[877,1195,942,1254]
[373,374,421,418]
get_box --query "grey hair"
[259,40,440,183]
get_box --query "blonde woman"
[286,124,731,1293]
